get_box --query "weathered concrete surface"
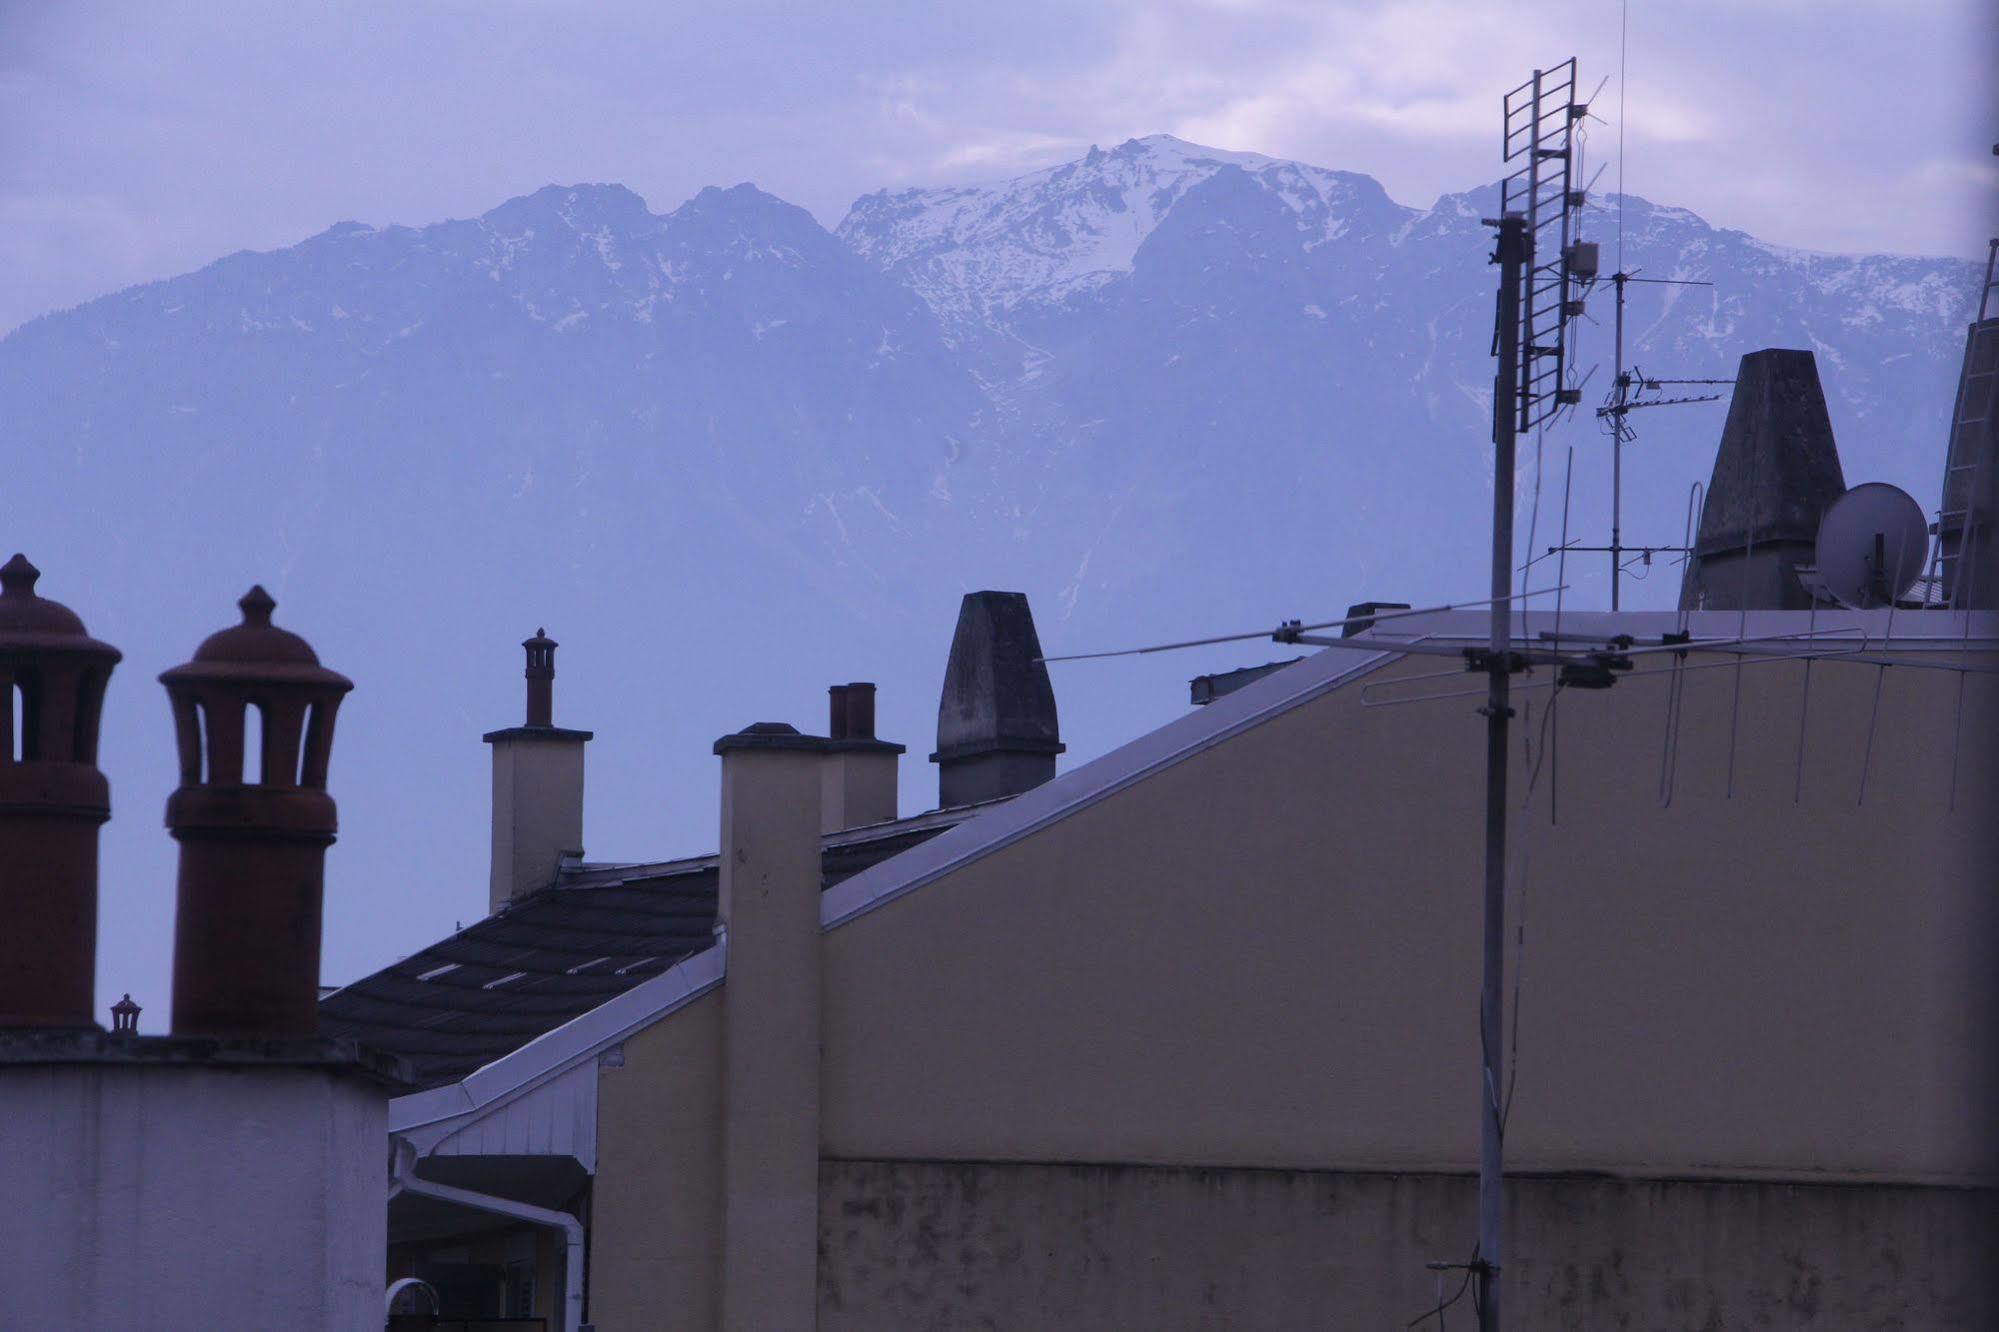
[0,1056,389,1331]
[819,1160,1998,1329]
[1681,348,1847,611]
[933,591,1064,807]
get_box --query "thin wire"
[1659,482,1703,804]
[1791,593,1820,802]
[1857,663,1888,805]
[1038,588,1566,663]
[1501,678,1564,1135]
[1520,420,1547,647]
[1550,446,1575,824]
[1857,578,1906,805]
[1362,641,1886,711]
[1617,0,1628,276]
[1723,406,1763,799]
[1408,1248,1479,1328]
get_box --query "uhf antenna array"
[1577,275,1732,610]
[1499,59,1593,432]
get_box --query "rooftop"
[319,809,973,1088]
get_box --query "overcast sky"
[1,0,1994,336]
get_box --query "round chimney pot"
[161,587,351,1038]
[0,553,120,660]
[165,585,349,684]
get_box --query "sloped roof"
[372,609,1999,1123]
[321,819,959,1089]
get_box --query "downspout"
[391,1139,586,1332]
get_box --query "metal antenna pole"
[1611,271,1627,610]
[1480,211,1528,1332]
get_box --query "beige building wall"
[489,734,586,912]
[591,988,725,1329]
[586,638,1997,1326]
[819,646,1997,1180]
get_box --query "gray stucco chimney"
[1680,348,1847,611]
[931,592,1064,808]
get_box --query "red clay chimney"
[524,628,555,727]
[843,681,876,740]
[160,586,352,1037]
[0,554,121,1029]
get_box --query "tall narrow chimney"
[1681,349,1847,611]
[820,681,903,833]
[161,586,352,1037]
[932,592,1063,807]
[712,721,827,1331]
[0,555,121,1029]
[484,629,591,913]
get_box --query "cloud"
[0,0,1992,333]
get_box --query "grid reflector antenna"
[1499,59,1592,435]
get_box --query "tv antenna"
[1464,54,1594,1332]
[1542,11,1732,611]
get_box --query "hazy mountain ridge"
[3,134,1983,1024]
[4,135,1979,621]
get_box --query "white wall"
[0,1061,386,1331]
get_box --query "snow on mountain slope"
[838,135,1414,330]
[3,137,1985,1029]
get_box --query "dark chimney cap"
[932,592,1064,763]
[713,721,839,756]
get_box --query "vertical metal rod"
[1550,446,1574,826]
[1481,210,1529,1332]
[1610,271,1627,611]
[1791,593,1819,803]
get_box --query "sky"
[1,0,1995,338]
[0,1,1994,1026]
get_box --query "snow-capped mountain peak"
[837,134,1412,330]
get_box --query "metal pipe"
[392,1146,586,1332]
[1611,270,1627,611]
[1480,209,1529,1332]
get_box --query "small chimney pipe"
[843,682,876,741]
[827,684,850,740]
[524,628,556,728]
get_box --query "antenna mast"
[1573,10,1730,609]
[1472,57,1590,1332]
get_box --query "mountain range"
[0,134,1982,1014]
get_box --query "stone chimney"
[1681,349,1847,611]
[821,682,903,833]
[0,555,121,1029]
[932,591,1064,808]
[712,721,827,1331]
[160,586,352,1037]
[484,629,592,914]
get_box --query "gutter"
[391,1141,585,1332]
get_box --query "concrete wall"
[820,645,1998,1180]
[0,1062,385,1330]
[489,733,585,911]
[819,1159,1997,1329]
[590,988,724,1330]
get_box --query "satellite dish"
[1813,482,1929,608]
